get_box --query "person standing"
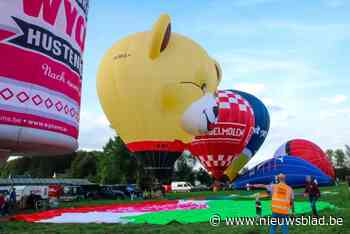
[0,193,5,216]
[304,176,320,217]
[9,187,16,210]
[256,196,262,217]
[248,173,294,234]
[3,193,10,216]
[127,184,135,200]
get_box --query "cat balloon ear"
[212,58,222,84]
[149,14,171,60]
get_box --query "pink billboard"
[0,0,89,156]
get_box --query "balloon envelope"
[96,15,220,181]
[274,139,335,178]
[231,90,270,157]
[0,1,88,156]
[190,90,255,180]
[224,90,270,181]
[233,156,334,189]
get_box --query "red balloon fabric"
[190,90,255,180]
[11,200,207,223]
[274,139,335,178]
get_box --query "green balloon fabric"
[126,200,335,224]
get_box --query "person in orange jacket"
[248,173,294,234]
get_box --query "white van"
[171,181,192,192]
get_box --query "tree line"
[1,138,349,184]
[0,136,212,185]
[326,145,350,179]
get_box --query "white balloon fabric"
[181,93,218,136]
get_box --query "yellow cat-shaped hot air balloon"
[97,14,221,179]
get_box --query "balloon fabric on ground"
[12,199,335,224]
[233,156,334,189]
[224,90,270,181]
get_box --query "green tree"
[97,138,124,184]
[334,149,346,168]
[174,157,195,184]
[326,149,334,164]
[344,145,350,168]
[195,168,212,186]
[70,151,100,179]
[96,136,140,184]
[0,154,76,178]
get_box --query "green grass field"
[1,184,349,234]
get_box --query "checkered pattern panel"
[216,90,254,115]
[198,154,234,168]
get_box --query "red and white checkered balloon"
[189,90,255,180]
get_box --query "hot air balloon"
[97,14,221,181]
[189,90,255,181]
[224,90,270,181]
[233,156,334,189]
[274,139,335,178]
[0,1,88,161]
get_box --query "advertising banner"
[0,0,89,143]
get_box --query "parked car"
[171,181,192,192]
[99,186,127,200]
[60,186,85,202]
[106,184,143,199]
[81,184,102,200]
[191,184,209,192]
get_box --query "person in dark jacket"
[9,187,16,209]
[0,193,5,216]
[304,176,320,217]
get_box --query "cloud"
[320,94,347,104]
[78,111,115,150]
[218,54,318,78]
[259,97,285,113]
[196,20,349,47]
[234,83,266,95]
[320,108,350,119]
[319,111,337,119]
[269,105,284,112]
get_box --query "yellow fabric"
[271,183,292,215]
[149,14,171,60]
[224,154,249,181]
[96,14,220,145]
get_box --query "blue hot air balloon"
[233,90,270,157]
[233,156,334,189]
[224,90,270,181]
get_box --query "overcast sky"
[79,0,350,167]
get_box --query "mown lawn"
[0,184,349,234]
